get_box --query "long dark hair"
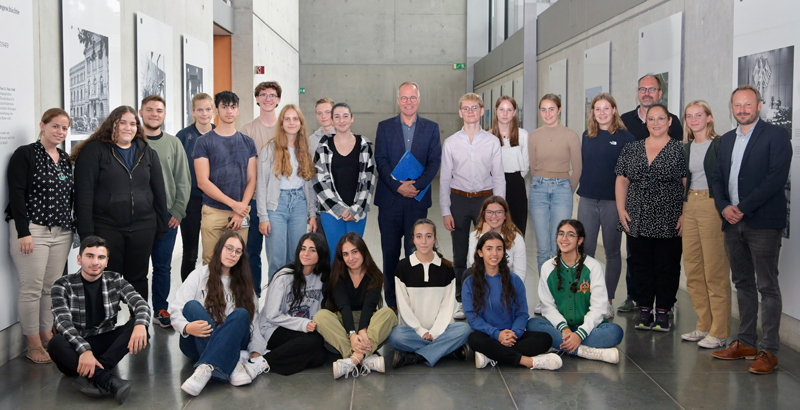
[470,232,518,314]
[70,105,147,161]
[412,218,453,268]
[325,232,383,310]
[205,231,256,325]
[276,232,331,310]
[553,219,586,292]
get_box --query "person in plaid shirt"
[48,236,151,404]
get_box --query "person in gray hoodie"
[245,232,331,377]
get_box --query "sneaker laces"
[158,309,170,318]
[343,356,361,379]
[246,357,270,377]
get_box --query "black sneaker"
[391,350,424,369]
[99,374,132,404]
[635,307,653,330]
[72,377,109,399]
[453,343,473,361]
[653,309,670,332]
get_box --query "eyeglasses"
[258,93,278,100]
[399,96,419,103]
[647,116,668,123]
[460,105,481,112]
[224,245,243,256]
[638,87,661,94]
[485,210,505,217]
[557,231,578,239]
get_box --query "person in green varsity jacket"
[527,219,623,364]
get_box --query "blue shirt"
[176,123,216,198]
[193,130,257,211]
[462,272,528,340]
[113,144,137,171]
[728,119,758,206]
[577,128,636,201]
[402,116,417,152]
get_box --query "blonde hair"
[683,100,719,143]
[731,84,762,105]
[268,104,315,180]
[491,96,520,147]
[586,93,626,138]
[190,93,213,125]
[458,93,483,109]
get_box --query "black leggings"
[468,330,552,366]
[180,196,203,281]
[94,227,156,301]
[265,327,329,376]
[505,172,528,236]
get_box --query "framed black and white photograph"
[136,13,175,132]
[182,34,211,128]
[61,0,121,148]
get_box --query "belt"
[689,189,709,195]
[451,188,493,198]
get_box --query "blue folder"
[391,151,430,202]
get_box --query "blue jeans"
[388,323,472,366]
[319,212,367,263]
[529,177,574,273]
[265,189,308,283]
[151,212,178,313]
[526,317,623,352]
[179,300,251,381]
[247,200,263,297]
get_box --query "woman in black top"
[6,108,75,363]
[615,104,686,332]
[72,105,168,302]
[313,232,397,379]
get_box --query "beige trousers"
[313,307,397,359]
[200,205,249,265]
[9,223,73,336]
[681,191,732,338]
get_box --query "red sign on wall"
[255,66,264,74]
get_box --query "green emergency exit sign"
[453,63,466,70]
[299,88,306,94]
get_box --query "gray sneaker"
[616,299,638,312]
[603,303,615,319]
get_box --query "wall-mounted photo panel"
[583,42,611,128]
[733,0,800,317]
[136,13,175,133]
[549,58,568,125]
[513,76,524,128]
[182,34,211,128]
[61,0,121,150]
[638,12,683,116]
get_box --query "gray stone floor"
[3,181,800,409]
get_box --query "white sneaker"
[243,356,270,380]
[697,335,727,349]
[333,357,359,380]
[603,303,615,319]
[681,330,709,342]
[361,354,385,375]
[181,364,213,396]
[453,303,466,320]
[529,353,563,370]
[533,302,543,315]
[475,351,497,369]
[576,346,619,364]
[229,361,253,386]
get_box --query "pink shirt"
[439,128,505,216]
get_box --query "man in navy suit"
[374,81,442,309]
[710,85,792,375]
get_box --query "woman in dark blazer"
[72,105,168,301]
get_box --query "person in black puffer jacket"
[72,105,168,301]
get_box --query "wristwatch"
[348,330,356,337]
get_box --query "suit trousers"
[450,193,486,302]
[378,196,428,308]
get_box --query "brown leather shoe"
[749,351,778,374]
[711,340,757,360]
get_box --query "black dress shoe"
[453,343,473,361]
[99,375,132,404]
[71,377,109,398]
[392,350,425,369]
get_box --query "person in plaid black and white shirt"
[48,236,151,404]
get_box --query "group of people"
[5,75,791,403]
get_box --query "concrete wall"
[299,0,467,140]
[0,0,215,367]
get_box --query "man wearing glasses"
[440,93,505,319]
[617,74,683,314]
[374,81,442,310]
[239,81,282,295]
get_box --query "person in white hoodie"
[388,219,472,368]
[170,231,258,396]
[526,219,623,364]
[244,233,330,378]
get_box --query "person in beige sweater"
[528,94,582,278]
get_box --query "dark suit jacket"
[374,115,441,209]
[711,119,792,230]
